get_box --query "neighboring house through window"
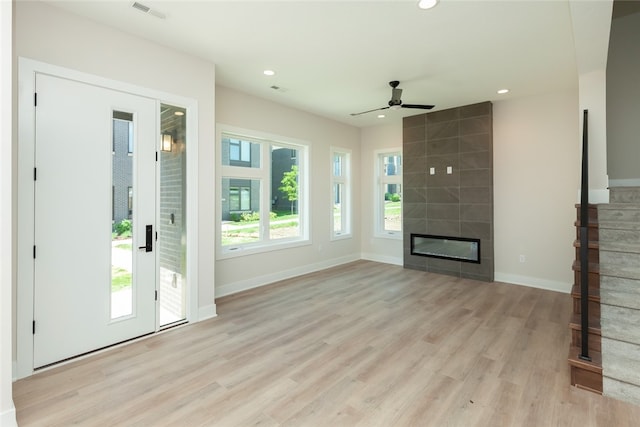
[218,128,309,257]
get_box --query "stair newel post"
[579,109,591,362]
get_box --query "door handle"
[138,224,153,252]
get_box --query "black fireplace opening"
[410,233,481,264]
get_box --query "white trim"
[609,179,640,188]
[329,146,353,240]
[373,148,403,239]
[198,304,218,322]
[216,254,360,298]
[0,0,16,423]
[494,272,571,294]
[360,252,403,266]
[16,58,200,378]
[0,408,18,427]
[575,188,610,204]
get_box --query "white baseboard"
[0,406,17,427]
[576,188,610,204]
[216,254,360,298]
[197,304,217,322]
[360,252,403,266]
[494,272,571,294]
[609,179,640,188]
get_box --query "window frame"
[217,125,310,259]
[330,147,352,240]
[374,149,403,239]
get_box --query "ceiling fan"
[350,80,435,116]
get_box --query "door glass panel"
[159,104,187,327]
[111,111,134,319]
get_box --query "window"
[331,148,351,239]
[218,128,309,257]
[375,150,402,238]
[229,184,251,212]
[127,186,133,217]
[228,139,251,165]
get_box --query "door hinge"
[34,167,37,181]
[34,93,37,107]
[155,151,158,161]
[32,321,36,334]
[155,290,158,301]
[33,245,36,259]
[155,231,158,241]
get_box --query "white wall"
[14,1,216,331]
[214,85,361,297]
[359,122,404,265]
[493,90,579,292]
[358,92,580,293]
[607,11,640,185]
[570,0,612,202]
[1,0,17,425]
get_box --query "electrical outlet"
[519,254,526,263]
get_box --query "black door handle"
[138,224,153,252]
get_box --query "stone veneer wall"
[402,101,494,281]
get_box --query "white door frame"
[16,57,200,379]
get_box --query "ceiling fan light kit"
[350,80,435,116]
[418,0,439,10]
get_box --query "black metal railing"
[579,109,591,362]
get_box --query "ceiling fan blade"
[401,104,435,110]
[350,106,390,116]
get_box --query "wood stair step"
[573,239,599,249]
[569,203,602,395]
[568,346,603,394]
[571,284,601,318]
[569,313,601,334]
[571,283,600,300]
[572,260,600,274]
[569,311,601,352]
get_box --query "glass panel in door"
[159,104,187,327]
[111,111,134,319]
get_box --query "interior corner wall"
[214,85,362,297]
[493,89,579,292]
[359,122,404,265]
[607,11,640,185]
[14,1,216,317]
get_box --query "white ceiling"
[43,0,582,127]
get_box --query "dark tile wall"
[402,101,494,281]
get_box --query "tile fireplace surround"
[402,101,494,281]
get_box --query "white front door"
[33,73,157,368]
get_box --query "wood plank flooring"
[13,260,640,426]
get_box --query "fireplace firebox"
[410,233,481,264]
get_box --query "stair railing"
[579,109,591,362]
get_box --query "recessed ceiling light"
[377,114,386,119]
[174,111,185,116]
[497,89,510,94]
[418,0,438,10]
[263,70,275,76]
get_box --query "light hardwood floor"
[13,260,640,426]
